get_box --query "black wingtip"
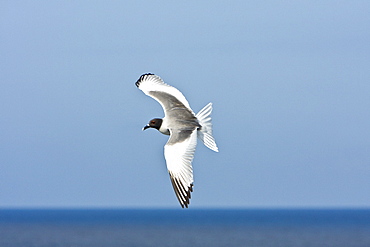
[169,175,194,209]
[135,73,155,87]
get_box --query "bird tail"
[196,103,219,152]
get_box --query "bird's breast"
[159,127,170,135]
[159,117,170,135]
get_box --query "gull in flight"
[135,73,219,208]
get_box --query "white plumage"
[135,73,218,208]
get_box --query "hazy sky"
[1,1,370,208]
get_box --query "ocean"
[1,209,370,247]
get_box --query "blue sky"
[1,1,369,208]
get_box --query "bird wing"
[164,127,198,208]
[135,73,195,115]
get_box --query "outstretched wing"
[164,127,198,208]
[135,73,195,115]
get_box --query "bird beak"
[143,125,150,131]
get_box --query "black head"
[143,118,163,131]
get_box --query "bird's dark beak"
[143,125,150,131]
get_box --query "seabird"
[135,73,219,208]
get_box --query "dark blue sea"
[1,209,370,247]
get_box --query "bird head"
[143,118,163,131]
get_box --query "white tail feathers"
[196,103,219,152]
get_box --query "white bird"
[135,73,219,208]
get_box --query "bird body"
[135,73,218,208]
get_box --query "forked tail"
[196,103,219,152]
